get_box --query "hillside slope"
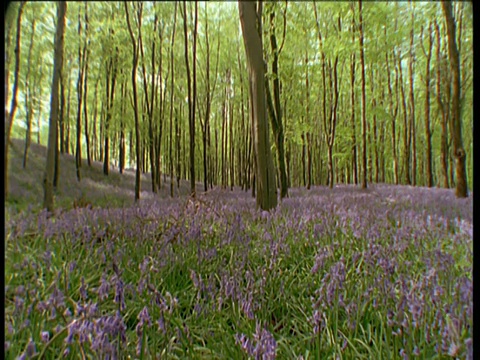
[6,138,201,213]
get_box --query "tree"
[169,3,178,197]
[182,1,198,197]
[5,1,26,198]
[358,0,367,189]
[139,7,159,193]
[43,1,66,211]
[23,16,36,169]
[239,1,277,210]
[125,2,143,201]
[265,3,289,198]
[441,1,468,197]
[420,22,434,187]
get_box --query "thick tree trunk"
[442,1,468,197]
[239,1,277,210]
[44,1,66,211]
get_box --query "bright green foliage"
[6,2,473,191]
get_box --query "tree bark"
[398,53,410,185]
[421,23,434,187]
[5,1,26,198]
[358,0,367,189]
[408,8,416,186]
[182,1,197,197]
[75,7,86,182]
[169,3,178,197]
[83,2,91,167]
[23,17,36,169]
[266,6,288,198]
[441,1,468,197]
[43,1,66,212]
[239,1,277,210]
[125,2,142,201]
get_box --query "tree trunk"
[398,54,410,185]
[182,1,197,197]
[169,3,178,197]
[44,1,66,212]
[266,7,288,198]
[60,67,66,154]
[119,81,126,174]
[421,23,434,187]
[23,17,36,169]
[125,2,142,201]
[368,67,379,184]
[408,9,416,186]
[358,0,367,189]
[441,1,468,197]
[5,1,26,198]
[139,12,157,193]
[350,47,358,185]
[239,1,277,210]
[83,2,91,167]
[75,7,85,182]
[434,22,449,188]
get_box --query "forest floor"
[5,139,473,359]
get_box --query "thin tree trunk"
[358,0,367,189]
[60,67,66,154]
[83,2,91,167]
[170,3,178,197]
[5,1,26,198]
[350,46,358,185]
[44,1,66,211]
[23,17,36,169]
[408,8,416,186]
[75,7,85,182]
[139,12,157,193]
[421,23,434,187]
[370,68,379,183]
[125,2,143,201]
[398,53,410,185]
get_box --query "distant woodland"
[4,1,473,210]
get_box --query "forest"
[5,1,472,359]
[4,1,473,208]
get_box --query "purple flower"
[80,277,88,300]
[157,313,166,334]
[114,277,125,311]
[137,306,152,327]
[40,331,50,343]
[236,323,277,360]
[97,274,110,300]
[63,347,70,357]
[14,296,24,315]
[25,339,37,357]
